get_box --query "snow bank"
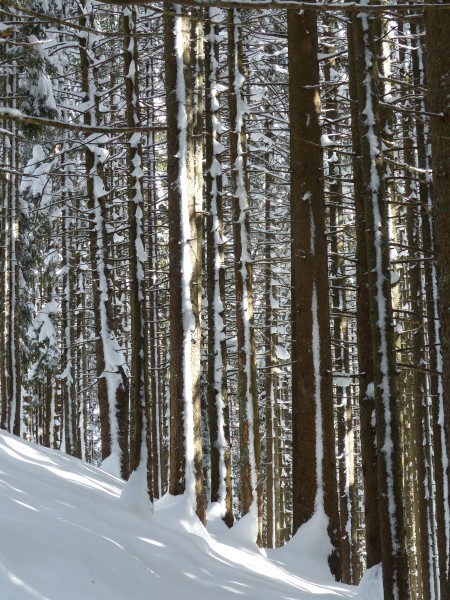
[0,430,362,599]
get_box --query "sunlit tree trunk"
[205,7,233,527]
[165,5,205,523]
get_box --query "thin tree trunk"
[399,29,434,592]
[144,48,162,499]
[263,143,281,548]
[61,179,79,457]
[347,16,382,571]
[410,18,448,597]
[4,64,21,436]
[228,8,263,544]
[323,21,356,580]
[351,8,410,598]
[79,0,129,479]
[123,7,152,500]
[205,7,233,527]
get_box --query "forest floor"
[0,430,382,599]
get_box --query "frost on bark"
[164,5,205,524]
[205,7,233,528]
[227,8,262,544]
[142,43,163,498]
[396,22,434,598]
[0,64,21,437]
[79,0,129,480]
[263,137,281,549]
[287,3,340,579]
[351,8,410,599]
[123,7,153,499]
[61,186,79,458]
[324,19,356,582]
[425,2,450,591]
[347,15,382,571]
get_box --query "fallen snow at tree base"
[0,430,382,599]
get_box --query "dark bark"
[79,0,129,479]
[123,8,153,500]
[425,3,450,592]
[350,10,410,598]
[228,8,263,544]
[288,3,340,578]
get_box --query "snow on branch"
[96,0,450,13]
[0,107,166,135]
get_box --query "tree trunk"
[424,2,450,592]
[165,5,205,524]
[205,7,233,527]
[79,0,129,479]
[347,15,382,571]
[228,8,263,544]
[61,183,79,457]
[123,7,153,501]
[288,2,340,578]
[351,8,410,598]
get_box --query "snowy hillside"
[0,431,381,599]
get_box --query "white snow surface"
[0,430,382,599]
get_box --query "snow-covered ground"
[0,430,382,599]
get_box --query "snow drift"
[0,430,381,599]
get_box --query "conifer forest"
[0,0,449,598]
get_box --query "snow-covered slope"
[0,430,379,599]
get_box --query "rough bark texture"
[347,19,382,570]
[228,9,263,544]
[205,8,233,528]
[288,3,340,579]
[123,8,153,500]
[351,10,410,599]
[61,199,79,457]
[165,6,205,524]
[79,0,129,479]
[425,2,450,592]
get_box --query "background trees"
[0,0,449,597]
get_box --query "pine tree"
[287,2,340,578]
[205,7,233,527]
[164,5,205,523]
[227,8,263,544]
[350,7,410,598]
[424,2,450,592]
